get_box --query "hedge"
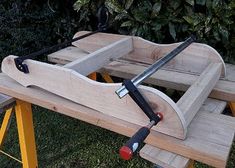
[73,0,235,63]
[0,0,234,63]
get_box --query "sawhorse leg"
[0,99,38,168]
[229,102,235,116]
[15,100,38,168]
[0,107,14,148]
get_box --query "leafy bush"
[0,0,79,61]
[74,0,235,63]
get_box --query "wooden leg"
[187,160,195,168]
[101,72,114,83]
[0,107,13,148]
[88,72,97,80]
[229,102,235,117]
[15,100,38,168]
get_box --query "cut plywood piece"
[73,31,226,77]
[0,74,234,168]
[2,56,187,139]
[140,98,226,168]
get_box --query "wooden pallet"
[1,32,235,167]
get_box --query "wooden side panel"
[1,56,186,139]
[0,74,234,168]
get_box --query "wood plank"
[140,145,190,168]
[64,37,133,76]
[72,31,226,77]
[177,63,222,126]
[0,74,234,168]
[140,98,226,168]
[1,56,187,139]
[47,47,235,102]
[201,98,227,114]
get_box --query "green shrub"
[0,0,79,61]
[73,0,235,63]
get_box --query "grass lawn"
[0,105,234,168]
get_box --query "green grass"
[0,105,234,168]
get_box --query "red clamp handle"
[119,112,163,160]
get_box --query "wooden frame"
[0,32,234,168]
[1,32,224,140]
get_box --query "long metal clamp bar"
[115,35,196,98]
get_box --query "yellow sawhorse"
[0,99,38,168]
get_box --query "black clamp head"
[97,5,109,32]
[14,58,29,74]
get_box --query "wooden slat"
[64,37,133,76]
[140,98,226,168]
[0,74,234,168]
[177,63,222,126]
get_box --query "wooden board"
[140,98,227,168]
[72,31,226,76]
[0,74,234,168]
[2,55,187,139]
